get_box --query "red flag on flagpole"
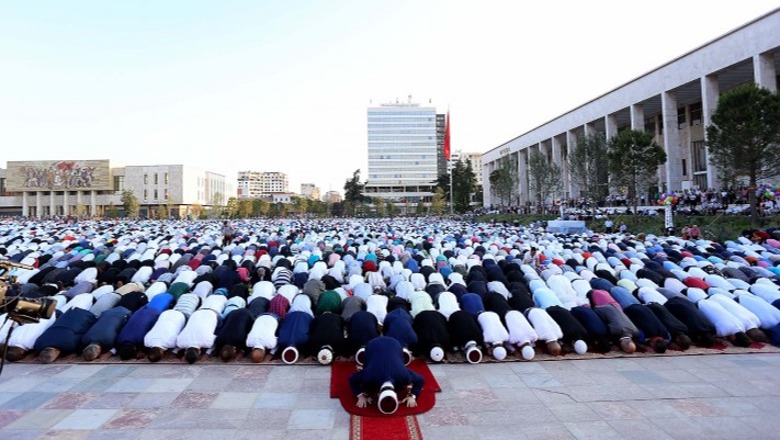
[444,111,451,161]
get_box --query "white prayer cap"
[403,348,413,366]
[430,346,444,362]
[355,347,366,366]
[492,346,507,361]
[378,381,399,415]
[521,345,535,361]
[574,340,588,354]
[282,346,299,364]
[317,346,334,365]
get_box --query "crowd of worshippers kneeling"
[3,219,780,366]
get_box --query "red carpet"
[350,414,424,440]
[330,358,441,417]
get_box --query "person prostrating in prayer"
[348,336,425,415]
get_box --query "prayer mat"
[350,414,424,440]
[11,338,780,365]
[330,358,441,417]
[439,338,780,363]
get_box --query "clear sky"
[1,1,777,197]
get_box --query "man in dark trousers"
[34,307,98,363]
[413,310,450,362]
[348,336,425,414]
[346,310,380,365]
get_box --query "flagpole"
[449,160,453,215]
[446,108,453,215]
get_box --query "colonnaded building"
[0,160,233,218]
[482,8,780,206]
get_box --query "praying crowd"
[2,217,780,367]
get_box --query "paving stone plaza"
[2,352,780,439]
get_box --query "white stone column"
[63,191,69,216]
[22,192,28,217]
[518,150,528,205]
[630,104,645,130]
[701,74,720,189]
[566,130,578,198]
[754,51,777,92]
[90,190,97,217]
[483,160,494,206]
[662,91,682,191]
[551,136,563,202]
[50,191,55,217]
[584,122,596,137]
[605,114,618,141]
[35,192,42,218]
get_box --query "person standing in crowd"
[604,217,614,233]
[222,221,235,247]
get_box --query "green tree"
[344,169,365,215]
[569,132,609,204]
[452,159,477,213]
[190,203,203,219]
[386,200,397,218]
[106,202,118,219]
[431,187,447,215]
[330,201,346,217]
[252,199,269,217]
[291,196,308,215]
[156,204,168,219]
[210,192,224,218]
[416,201,426,216]
[608,129,667,218]
[308,199,328,216]
[435,172,451,201]
[528,151,562,212]
[73,204,87,218]
[489,155,518,207]
[121,190,140,218]
[238,199,253,218]
[706,83,780,225]
[225,197,239,218]
[373,197,385,217]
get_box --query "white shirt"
[11,315,56,350]
[246,314,279,351]
[410,291,435,318]
[697,298,745,337]
[250,281,275,301]
[546,275,583,309]
[477,311,509,345]
[366,294,388,325]
[505,310,539,346]
[192,281,214,299]
[437,291,460,319]
[176,308,220,349]
[751,283,780,304]
[638,287,668,305]
[62,293,95,312]
[394,281,415,301]
[664,278,687,295]
[145,282,169,299]
[132,266,153,285]
[145,310,186,349]
[74,267,98,285]
[525,307,563,342]
[738,293,780,328]
[487,281,511,300]
[709,293,760,331]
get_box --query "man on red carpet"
[348,336,424,414]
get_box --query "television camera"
[0,260,56,324]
